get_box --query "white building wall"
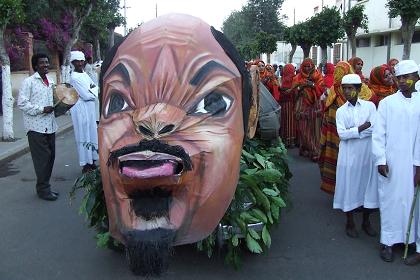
[263,41,305,65]
[339,0,420,70]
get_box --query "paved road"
[0,130,419,279]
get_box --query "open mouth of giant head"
[108,140,193,231]
[118,151,185,179]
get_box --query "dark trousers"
[27,131,55,195]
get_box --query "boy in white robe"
[69,51,99,173]
[334,74,378,238]
[372,60,420,262]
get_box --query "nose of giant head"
[131,103,186,139]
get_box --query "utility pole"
[123,0,127,36]
[322,0,324,8]
[122,0,131,36]
[293,8,296,25]
[347,0,352,60]
[156,3,158,18]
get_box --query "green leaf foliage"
[386,0,420,59]
[342,5,369,37]
[199,138,291,268]
[290,21,315,57]
[222,0,286,59]
[246,234,263,254]
[262,225,271,248]
[311,7,345,48]
[0,0,24,27]
[386,0,420,22]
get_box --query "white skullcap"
[395,60,418,76]
[70,51,85,62]
[279,62,286,66]
[342,74,361,84]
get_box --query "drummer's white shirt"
[17,72,58,134]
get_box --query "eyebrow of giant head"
[105,63,131,85]
[189,60,237,86]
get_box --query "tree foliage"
[222,0,286,60]
[246,0,285,39]
[342,5,368,58]
[81,0,125,59]
[254,31,278,57]
[292,21,315,58]
[342,5,368,37]
[387,0,420,21]
[0,0,25,28]
[283,25,299,63]
[312,7,344,49]
[386,0,420,59]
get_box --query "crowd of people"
[247,57,420,265]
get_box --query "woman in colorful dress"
[279,64,297,147]
[368,64,396,107]
[319,61,372,194]
[292,58,325,161]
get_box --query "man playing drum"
[17,53,59,201]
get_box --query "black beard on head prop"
[124,229,176,276]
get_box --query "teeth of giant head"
[134,216,173,231]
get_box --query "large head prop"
[99,14,253,275]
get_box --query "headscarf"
[348,57,365,81]
[387,58,399,70]
[323,63,335,88]
[326,61,372,109]
[292,58,325,105]
[368,64,396,106]
[70,51,85,62]
[262,64,280,101]
[253,59,266,80]
[281,64,295,89]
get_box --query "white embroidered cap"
[70,51,85,62]
[341,74,361,84]
[394,60,418,76]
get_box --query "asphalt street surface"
[0,130,419,279]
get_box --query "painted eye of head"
[189,92,232,116]
[105,92,131,116]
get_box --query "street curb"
[0,123,74,165]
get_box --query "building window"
[376,35,389,47]
[396,30,420,44]
[333,44,342,64]
[412,30,420,43]
[311,46,318,66]
[356,37,370,47]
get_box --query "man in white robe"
[69,51,99,173]
[372,60,420,262]
[334,74,378,238]
[405,101,420,265]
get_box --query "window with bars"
[311,46,318,66]
[333,44,342,64]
